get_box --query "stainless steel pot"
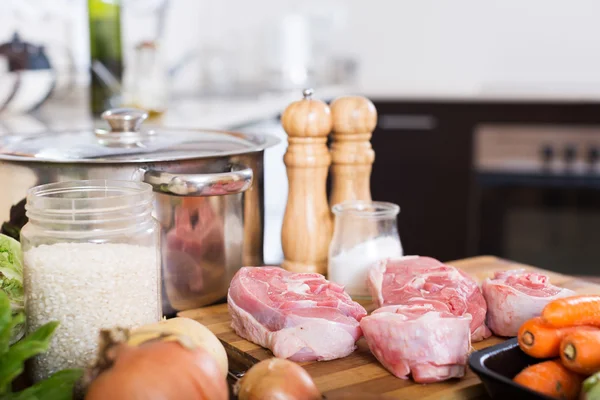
[0,108,279,316]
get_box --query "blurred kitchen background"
[2,0,600,275]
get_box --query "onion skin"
[128,317,228,377]
[237,358,321,400]
[324,393,394,399]
[85,341,228,400]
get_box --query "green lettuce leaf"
[0,234,23,280]
[1,278,23,308]
[0,234,24,344]
[0,234,23,312]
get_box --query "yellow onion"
[324,392,394,399]
[127,317,228,377]
[236,358,321,400]
[85,334,228,400]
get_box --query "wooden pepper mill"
[280,88,333,274]
[329,96,378,207]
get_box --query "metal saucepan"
[0,108,279,316]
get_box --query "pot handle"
[142,164,253,196]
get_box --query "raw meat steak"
[228,266,367,361]
[482,269,575,337]
[368,256,491,341]
[360,304,472,383]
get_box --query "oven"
[471,125,600,275]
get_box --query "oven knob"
[564,145,577,163]
[588,147,600,164]
[540,145,554,163]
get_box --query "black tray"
[468,338,555,400]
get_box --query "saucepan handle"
[142,164,253,196]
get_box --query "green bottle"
[88,0,123,116]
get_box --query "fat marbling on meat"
[360,304,472,383]
[482,269,575,337]
[228,266,367,362]
[368,256,491,341]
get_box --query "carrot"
[542,295,600,328]
[513,360,583,400]
[560,330,600,375]
[518,317,598,358]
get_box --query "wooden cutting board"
[178,256,600,399]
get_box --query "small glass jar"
[328,201,403,298]
[21,180,161,382]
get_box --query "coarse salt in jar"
[21,180,161,382]
[328,201,403,298]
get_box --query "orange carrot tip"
[542,295,600,328]
[513,359,583,400]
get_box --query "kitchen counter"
[6,82,600,138]
[0,85,349,135]
[160,86,347,130]
[347,79,600,103]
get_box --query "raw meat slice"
[482,269,575,337]
[360,304,472,383]
[228,266,367,361]
[368,256,491,341]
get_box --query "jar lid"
[0,108,280,164]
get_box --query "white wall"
[4,0,600,97]
[342,0,600,95]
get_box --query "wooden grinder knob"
[329,96,377,207]
[281,89,333,274]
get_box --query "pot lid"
[0,108,280,163]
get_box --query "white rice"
[23,242,161,381]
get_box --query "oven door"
[473,172,600,275]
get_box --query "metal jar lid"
[0,108,280,164]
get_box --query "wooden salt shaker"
[329,96,377,207]
[281,89,333,274]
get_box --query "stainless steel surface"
[239,118,287,266]
[475,125,600,175]
[0,108,280,163]
[95,107,154,146]
[101,107,149,133]
[143,164,253,196]
[0,108,277,315]
[154,175,248,314]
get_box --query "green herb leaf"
[584,371,600,393]
[0,312,25,355]
[0,288,79,399]
[0,321,59,392]
[4,369,83,400]
[584,382,600,400]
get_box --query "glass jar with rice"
[20,180,161,382]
